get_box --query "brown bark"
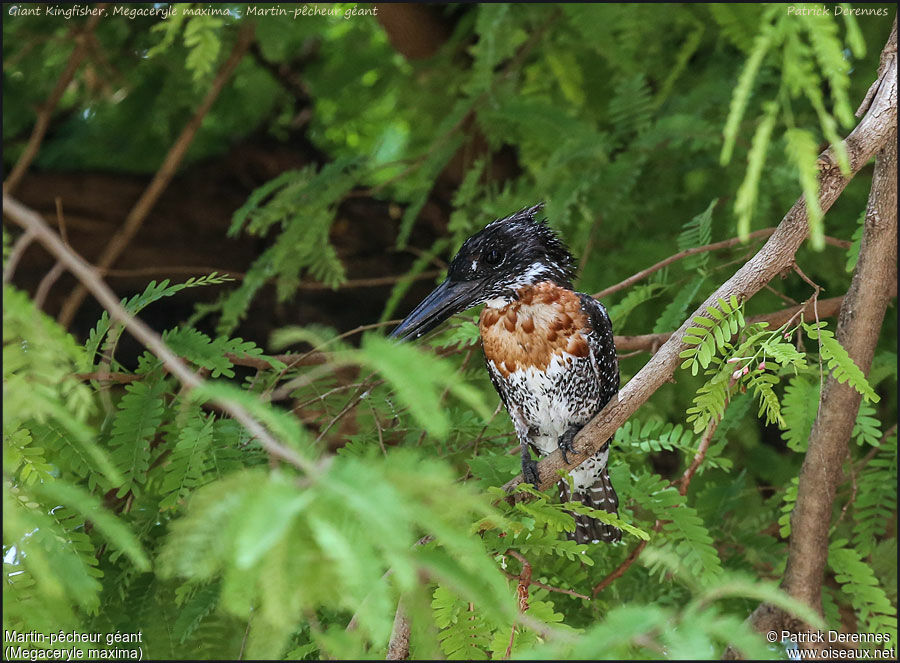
[786,127,896,609]
[374,4,452,60]
[742,38,898,652]
[385,603,411,660]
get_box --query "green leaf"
[734,100,778,240]
[233,476,314,569]
[108,378,167,497]
[806,324,879,402]
[784,128,824,250]
[781,376,819,452]
[357,334,492,439]
[721,13,776,164]
[34,480,151,571]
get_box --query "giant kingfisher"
[391,203,621,543]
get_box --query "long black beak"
[390,278,485,342]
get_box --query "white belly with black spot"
[489,351,602,456]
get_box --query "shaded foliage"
[3,4,896,660]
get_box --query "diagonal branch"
[57,23,256,327]
[501,23,898,498]
[4,195,312,473]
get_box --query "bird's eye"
[485,248,502,265]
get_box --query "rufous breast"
[479,281,590,377]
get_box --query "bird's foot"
[522,458,540,486]
[558,425,582,464]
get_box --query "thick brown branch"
[748,36,897,645]
[57,24,256,327]
[500,27,897,498]
[3,7,106,195]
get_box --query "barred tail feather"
[559,467,622,544]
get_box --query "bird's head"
[390,203,575,341]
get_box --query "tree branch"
[592,537,651,597]
[592,411,725,597]
[593,229,849,300]
[385,602,411,660]
[678,413,723,496]
[500,23,897,498]
[68,295,851,386]
[3,6,106,195]
[4,195,313,473]
[592,227,774,299]
[57,24,256,327]
[613,295,846,353]
[745,17,897,647]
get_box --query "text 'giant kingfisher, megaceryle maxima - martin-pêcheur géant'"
[390,203,621,543]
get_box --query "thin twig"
[57,24,256,327]
[504,623,517,660]
[292,379,386,412]
[74,371,140,384]
[678,413,723,495]
[54,197,68,245]
[471,402,505,457]
[763,282,799,306]
[3,230,36,283]
[405,245,448,270]
[34,198,70,309]
[4,7,106,195]
[593,229,850,300]
[314,373,378,444]
[499,569,590,601]
[366,400,388,456]
[592,531,655,597]
[100,265,443,290]
[593,228,776,299]
[502,549,533,658]
[854,423,898,474]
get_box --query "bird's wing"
[577,294,620,407]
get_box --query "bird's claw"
[558,428,579,464]
[522,458,540,486]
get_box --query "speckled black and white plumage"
[391,203,622,544]
[484,293,621,544]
